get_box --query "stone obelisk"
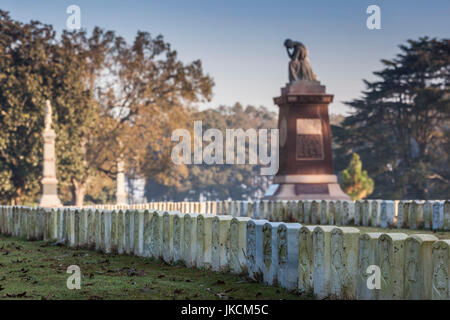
[116,159,127,205]
[263,39,350,200]
[39,100,62,207]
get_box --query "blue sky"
[2,0,449,114]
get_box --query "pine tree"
[334,37,449,199]
[340,153,374,200]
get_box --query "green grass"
[0,236,310,300]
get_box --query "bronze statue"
[284,39,317,82]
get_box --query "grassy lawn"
[0,235,309,300]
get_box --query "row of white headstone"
[87,199,450,231]
[0,205,449,300]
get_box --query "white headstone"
[162,212,177,263]
[313,226,335,299]
[357,232,383,300]
[246,219,268,280]
[149,211,164,260]
[432,240,450,300]
[362,200,370,227]
[310,200,320,224]
[380,201,395,228]
[354,201,362,226]
[320,200,329,225]
[196,214,215,269]
[432,201,444,231]
[444,201,450,231]
[404,234,438,299]
[330,227,360,299]
[277,223,302,290]
[298,225,317,294]
[143,210,154,257]
[262,222,282,285]
[229,217,251,274]
[211,215,233,271]
[342,200,354,226]
[378,233,408,300]
[173,212,185,263]
[183,213,199,267]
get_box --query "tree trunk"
[13,187,22,205]
[72,179,86,207]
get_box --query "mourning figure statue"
[284,39,317,82]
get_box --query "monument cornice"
[273,94,334,105]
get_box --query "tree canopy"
[334,37,449,200]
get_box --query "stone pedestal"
[39,129,62,207]
[263,80,350,200]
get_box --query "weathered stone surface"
[263,201,270,220]
[19,207,27,239]
[335,200,342,225]
[149,211,164,260]
[253,201,261,219]
[432,201,444,231]
[298,225,316,294]
[370,201,379,227]
[432,240,450,300]
[246,219,268,280]
[303,200,311,224]
[330,227,360,299]
[405,234,439,299]
[267,201,274,221]
[143,210,155,258]
[79,209,88,247]
[162,212,177,263]
[357,232,383,300]
[28,208,36,241]
[397,201,410,229]
[342,200,353,226]
[173,212,185,263]
[362,200,370,227]
[183,213,199,267]
[229,217,251,274]
[73,209,80,247]
[423,201,432,230]
[262,222,282,285]
[329,201,337,225]
[117,210,125,254]
[378,233,408,300]
[272,201,282,221]
[354,201,362,226]
[196,214,214,269]
[123,210,132,254]
[320,200,329,225]
[293,201,304,223]
[128,210,135,254]
[103,210,112,254]
[135,210,145,256]
[410,201,424,230]
[310,200,320,224]
[444,201,450,231]
[277,223,302,290]
[211,215,233,272]
[110,210,118,253]
[379,201,395,228]
[313,226,335,299]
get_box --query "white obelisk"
[116,159,127,205]
[39,100,62,207]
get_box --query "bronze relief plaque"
[295,118,324,160]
